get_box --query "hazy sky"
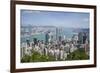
[21,10,90,28]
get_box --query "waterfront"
[20,10,90,63]
[20,26,90,63]
[21,26,89,44]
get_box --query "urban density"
[20,10,90,62]
[21,25,89,62]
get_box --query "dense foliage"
[21,49,89,63]
[21,51,55,63]
[67,49,89,60]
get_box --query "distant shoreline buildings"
[21,25,90,60]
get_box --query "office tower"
[56,28,58,41]
[78,32,83,44]
[84,38,89,55]
[59,36,62,42]
[78,32,87,44]
[26,39,30,47]
[45,32,49,44]
[21,43,26,58]
[72,34,78,44]
[33,38,37,45]
[83,33,87,44]
[56,27,62,41]
[49,32,53,43]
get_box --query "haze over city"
[21,10,89,28]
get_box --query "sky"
[21,10,90,28]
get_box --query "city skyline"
[21,10,90,28]
[20,10,90,62]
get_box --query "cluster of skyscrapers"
[21,25,89,60]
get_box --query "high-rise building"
[56,28,58,41]
[84,39,89,55]
[58,36,62,42]
[72,34,78,44]
[33,38,37,45]
[21,43,26,58]
[78,32,87,44]
[56,27,62,41]
[48,32,53,43]
[45,32,49,44]
[83,33,87,44]
[26,39,30,47]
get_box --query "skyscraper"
[56,27,62,41]
[78,32,87,44]
[83,33,87,44]
[45,32,49,44]
[33,38,37,45]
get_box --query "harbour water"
[21,27,89,44]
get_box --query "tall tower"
[45,32,49,44]
[56,27,62,41]
[78,32,87,44]
[56,28,58,41]
[78,32,83,44]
